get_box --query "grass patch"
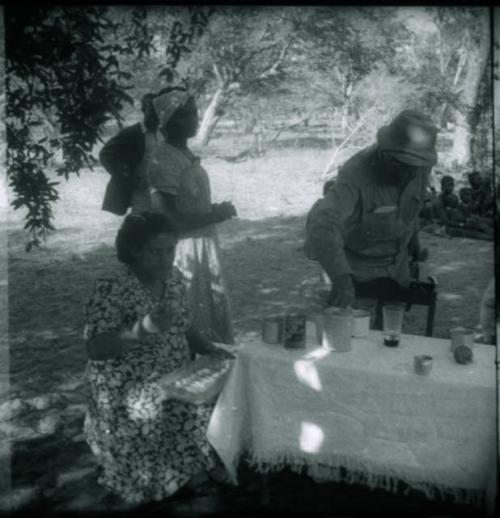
[8,147,494,397]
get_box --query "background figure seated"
[468,171,494,218]
[458,187,473,219]
[427,173,494,240]
[442,193,463,224]
[431,175,458,225]
[445,185,494,240]
[419,185,437,225]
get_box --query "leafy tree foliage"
[6,5,210,249]
[293,7,402,128]
[4,6,494,246]
[174,6,295,145]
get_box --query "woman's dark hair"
[440,175,454,185]
[116,212,177,265]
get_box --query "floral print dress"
[83,266,216,504]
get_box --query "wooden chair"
[353,261,438,337]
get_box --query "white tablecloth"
[207,331,496,508]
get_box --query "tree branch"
[323,108,374,177]
[213,62,224,87]
[254,39,291,82]
[227,82,241,92]
[270,108,318,142]
[452,35,469,88]
[238,41,282,72]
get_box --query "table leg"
[373,302,383,331]
[259,473,270,507]
[425,297,436,337]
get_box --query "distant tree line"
[4,5,493,247]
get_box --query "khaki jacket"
[306,145,430,286]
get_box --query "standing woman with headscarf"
[131,87,236,345]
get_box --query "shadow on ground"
[5,214,494,514]
[271,136,333,150]
[7,215,493,395]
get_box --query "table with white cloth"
[206,331,496,509]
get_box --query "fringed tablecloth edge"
[246,451,486,508]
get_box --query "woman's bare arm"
[152,192,233,232]
[185,325,234,359]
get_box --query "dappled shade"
[299,422,325,454]
[294,360,322,392]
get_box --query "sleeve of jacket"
[307,182,359,279]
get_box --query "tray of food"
[157,354,234,405]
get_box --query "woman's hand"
[212,201,237,222]
[205,343,235,360]
[222,201,237,218]
[328,274,355,308]
[185,325,235,358]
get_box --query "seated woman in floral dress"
[83,212,233,505]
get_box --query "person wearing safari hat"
[305,110,438,308]
[131,85,237,345]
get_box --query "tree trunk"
[451,14,490,165]
[329,108,337,147]
[195,87,226,147]
[470,64,493,172]
[341,82,353,133]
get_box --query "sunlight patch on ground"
[258,287,280,295]
[299,421,324,454]
[439,292,463,302]
[302,348,330,361]
[235,330,260,343]
[434,261,469,274]
[282,239,304,246]
[243,233,279,241]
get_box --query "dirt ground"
[2,146,495,515]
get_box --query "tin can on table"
[352,309,370,338]
[322,307,353,352]
[262,316,284,344]
[414,355,433,376]
[284,313,306,349]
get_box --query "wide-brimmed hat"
[377,110,438,167]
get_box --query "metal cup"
[322,307,353,352]
[262,317,284,344]
[414,355,433,376]
[382,304,405,347]
[352,309,370,338]
[284,313,306,349]
[305,318,322,345]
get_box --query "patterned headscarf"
[153,89,191,129]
